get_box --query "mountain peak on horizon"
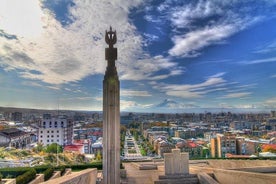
[156,99,178,108]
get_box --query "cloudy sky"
[0,0,276,112]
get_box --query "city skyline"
[0,0,276,112]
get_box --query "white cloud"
[239,57,276,65]
[120,55,183,81]
[0,0,183,85]
[221,92,251,99]
[0,0,44,38]
[226,83,257,93]
[169,23,239,57]
[46,85,61,90]
[120,100,151,110]
[264,97,276,107]
[121,90,151,97]
[262,97,276,108]
[169,0,223,29]
[143,15,161,23]
[207,72,226,79]
[254,40,276,54]
[0,0,181,84]
[166,0,263,57]
[158,76,226,98]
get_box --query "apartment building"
[211,133,237,158]
[38,116,73,146]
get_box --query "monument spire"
[103,27,120,184]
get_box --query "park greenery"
[0,143,98,167]
[0,163,103,184]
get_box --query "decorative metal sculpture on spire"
[105,26,117,48]
[105,26,117,68]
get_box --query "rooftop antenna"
[57,94,60,117]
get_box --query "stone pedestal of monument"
[155,149,199,184]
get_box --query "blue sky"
[0,0,276,112]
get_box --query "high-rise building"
[271,111,276,118]
[38,116,73,146]
[11,112,22,122]
[211,133,237,158]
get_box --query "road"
[123,130,148,161]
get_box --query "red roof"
[262,144,276,149]
[225,153,251,158]
[73,139,90,144]
[187,142,197,148]
[92,131,102,136]
[195,140,205,145]
[64,144,83,153]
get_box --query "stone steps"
[154,177,199,184]
[155,174,199,184]
[159,174,198,179]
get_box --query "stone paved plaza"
[121,160,276,184]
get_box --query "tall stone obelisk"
[103,27,120,184]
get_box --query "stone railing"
[29,174,44,184]
[49,171,61,180]
[213,168,276,184]
[41,168,97,184]
[0,179,16,184]
[63,168,72,176]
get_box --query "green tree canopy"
[45,143,63,153]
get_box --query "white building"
[38,116,73,146]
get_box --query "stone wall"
[63,168,72,176]
[235,166,276,173]
[1,179,16,184]
[213,168,276,184]
[29,174,44,184]
[197,172,219,184]
[41,168,97,184]
[208,160,276,169]
[49,171,61,180]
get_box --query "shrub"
[43,167,54,181]
[16,168,36,184]
[33,165,51,174]
[67,162,103,171]
[56,165,66,176]
[0,167,29,178]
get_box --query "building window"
[51,140,54,142]
[40,131,43,133]
[57,135,59,137]
[57,139,59,142]
[51,135,54,138]
[47,135,49,138]
[40,135,43,138]
[47,140,49,142]
[51,131,54,133]
[47,131,49,133]
[57,130,59,133]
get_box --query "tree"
[262,144,276,153]
[0,125,4,130]
[33,142,44,153]
[96,150,102,161]
[46,143,63,153]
